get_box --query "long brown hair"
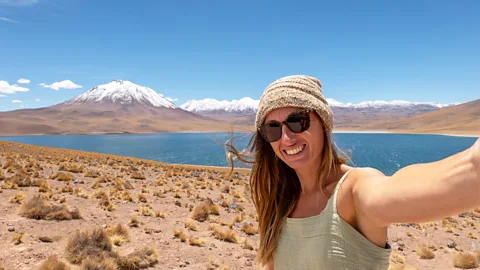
[225,117,350,266]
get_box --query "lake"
[0,133,476,176]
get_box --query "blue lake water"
[0,133,476,176]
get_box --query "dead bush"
[116,245,159,269]
[191,198,220,222]
[65,228,117,264]
[19,195,81,220]
[38,256,70,270]
[453,252,478,269]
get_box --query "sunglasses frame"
[258,109,311,142]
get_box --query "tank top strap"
[330,168,355,214]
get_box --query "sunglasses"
[259,110,311,142]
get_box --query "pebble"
[447,239,457,248]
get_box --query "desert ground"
[1,140,480,270]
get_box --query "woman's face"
[263,107,325,171]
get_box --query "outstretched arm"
[353,138,480,226]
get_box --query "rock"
[447,239,457,248]
[472,241,480,249]
[8,227,15,232]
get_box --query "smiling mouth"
[284,144,306,156]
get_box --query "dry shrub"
[38,256,70,270]
[99,194,115,211]
[124,180,134,190]
[105,224,130,246]
[12,232,24,245]
[65,228,117,264]
[241,223,258,235]
[81,257,117,270]
[19,195,81,220]
[173,229,188,242]
[210,225,239,243]
[9,192,25,204]
[128,217,139,227]
[138,194,147,203]
[184,219,198,231]
[51,172,73,182]
[453,252,478,269]
[154,210,166,218]
[415,243,435,259]
[191,198,220,222]
[0,169,4,180]
[116,245,159,270]
[66,164,83,173]
[84,170,100,178]
[93,189,107,199]
[189,237,207,247]
[130,171,146,180]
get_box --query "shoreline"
[1,130,478,138]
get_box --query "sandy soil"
[1,140,480,270]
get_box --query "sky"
[0,0,479,112]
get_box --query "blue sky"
[0,0,479,112]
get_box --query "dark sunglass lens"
[261,122,282,142]
[287,111,310,133]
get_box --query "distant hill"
[360,99,480,135]
[0,80,246,136]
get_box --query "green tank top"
[273,169,392,270]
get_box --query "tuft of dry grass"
[173,229,188,242]
[184,219,198,231]
[128,217,139,227]
[37,256,70,270]
[241,223,258,235]
[116,245,159,269]
[191,198,220,222]
[105,224,130,246]
[12,232,25,245]
[415,243,435,259]
[130,171,146,180]
[65,227,117,264]
[210,225,239,243]
[81,257,117,270]
[50,172,73,181]
[9,192,25,204]
[19,195,81,220]
[138,194,147,203]
[189,236,207,247]
[453,251,478,269]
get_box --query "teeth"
[286,145,304,155]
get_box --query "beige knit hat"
[255,75,334,131]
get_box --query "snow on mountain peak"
[181,97,457,113]
[180,97,259,113]
[65,80,176,108]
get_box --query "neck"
[295,165,321,195]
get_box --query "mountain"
[361,99,480,135]
[0,80,244,136]
[62,80,176,108]
[180,97,456,127]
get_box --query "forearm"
[367,146,479,224]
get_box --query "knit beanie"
[255,75,334,131]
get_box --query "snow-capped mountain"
[180,97,259,114]
[63,80,176,108]
[325,98,456,109]
[180,97,456,113]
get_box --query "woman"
[226,75,480,270]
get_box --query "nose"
[280,124,295,143]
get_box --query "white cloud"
[0,17,18,23]
[0,80,30,94]
[39,80,82,90]
[12,100,23,103]
[17,78,30,84]
[0,94,5,97]
[166,97,178,102]
[35,98,40,101]
[0,0,39,7]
